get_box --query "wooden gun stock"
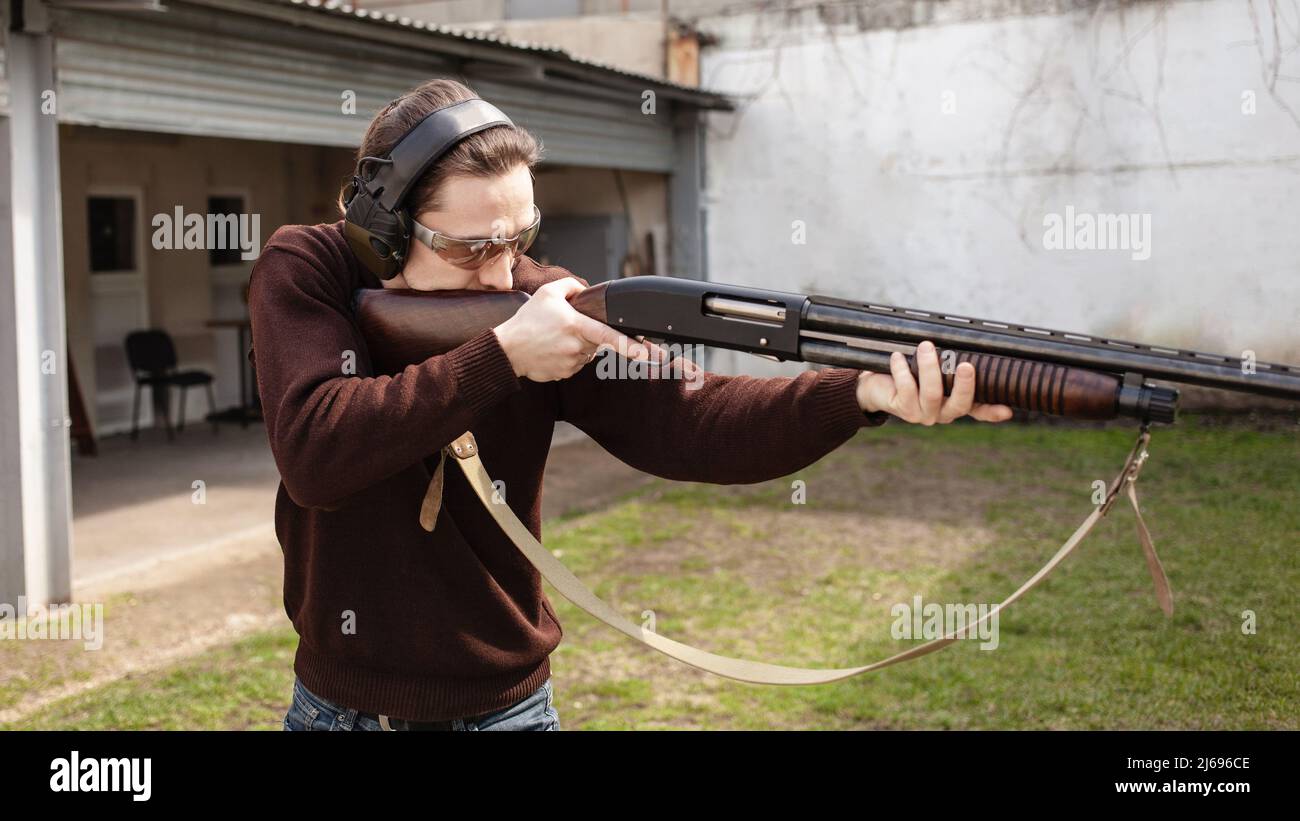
[354,288,529,374]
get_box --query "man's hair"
[339,78,542,217]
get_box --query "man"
[250,78,1011,732]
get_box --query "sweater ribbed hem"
[445,328,522,417]
[814,367,890,439]
[294,643,552,722]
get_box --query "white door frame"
[86,185,150,436]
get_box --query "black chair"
[125,330,217,441]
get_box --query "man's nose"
[477,251,514,291]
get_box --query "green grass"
[550,418,1300,729]
[6,416,1297,729]
[3,631,297,730]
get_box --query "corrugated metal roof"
[48,1,682,168]
[269,0,733,108]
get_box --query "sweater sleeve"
[555,353,889,485]
[247,246,521,509]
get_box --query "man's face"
[384,163,535,292]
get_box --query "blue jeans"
[282,676,560,731]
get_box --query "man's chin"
[379,267,506,292]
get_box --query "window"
[87,196,137,273]
[208,195,246,266]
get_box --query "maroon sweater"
[247,220,888,721]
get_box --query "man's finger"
[969,403,1014,423]
[640,339,671,363]
[544,277,587,297]
[915,341,943,423]
[939,361,976,422]
[888,350,917,412]
[575,315,649,360]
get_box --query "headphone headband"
[368,98,514,212]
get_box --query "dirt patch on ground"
[540,433,655,519]
[603,502,991,591]
[0,544,288,725]
[597,435,1019,586]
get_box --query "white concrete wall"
[468,17,669,79]
[698,0,1300,377]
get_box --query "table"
[205,317,262,427]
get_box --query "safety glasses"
[411,205,541,269]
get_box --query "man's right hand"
[492,277,655,382]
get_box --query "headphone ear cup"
[343,183,409,280]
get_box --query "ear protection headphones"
[342,97,515,280]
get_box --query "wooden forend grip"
[909,349,1120,420]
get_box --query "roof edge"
[177,0,735,111]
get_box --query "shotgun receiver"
[354,276,1300,423]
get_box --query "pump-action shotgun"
[354,276,1300,423]
[346,276,1300,684]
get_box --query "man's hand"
[856,340,1014,425]
[493,277,653,382]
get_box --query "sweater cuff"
[814,367,890,440]
[445,328,522,416]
